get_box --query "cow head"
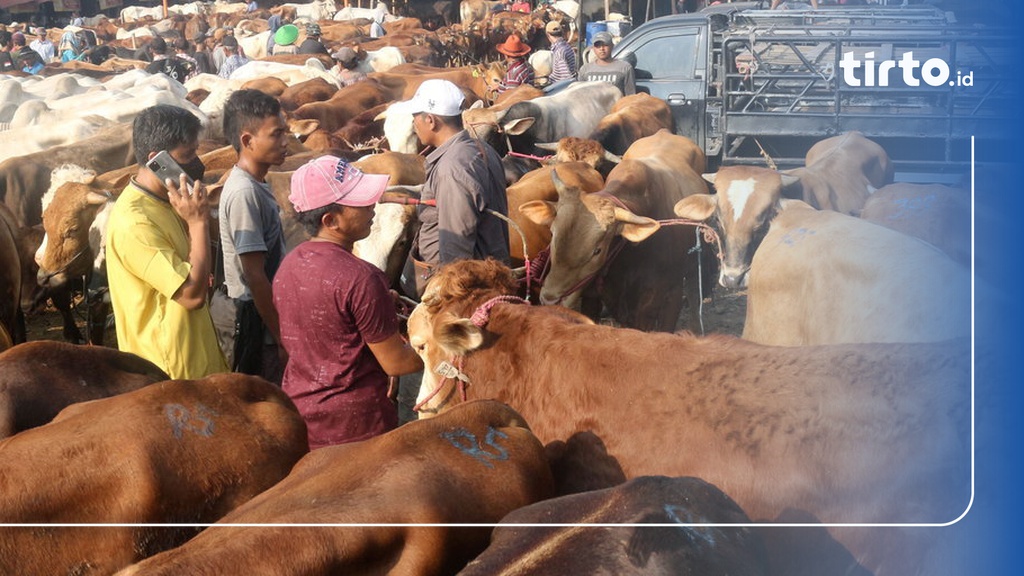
[36,166,114,290]
[673,166,798,289]
[520,168,659,310]
[536,137,621,176]
[463,101,537,156]
[408,259,520,417]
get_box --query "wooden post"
[162,0,168,20]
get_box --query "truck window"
[630,31,699,81]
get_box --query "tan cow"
[0,373,308,575]
[590,92,675,156]
[0,341,167,438]
[116,400,553,575]
[0,204,18,350]
[520,129,712,332]
[674,165,969,344]
[506,162,604,266]
[783,131,894,215]
[408,259,971,576]
[860,182,970,268]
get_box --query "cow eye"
[592,246,602,257]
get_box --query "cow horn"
[535,142,558,151]
[603,151,622,164]
[510,266,527,279]
[550,166,570,196]
[702,173,717,185]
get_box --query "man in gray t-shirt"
[579,31,636,96]
[214,90,291,384]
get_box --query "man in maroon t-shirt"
[274,156,423,449]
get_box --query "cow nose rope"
[413,296,529,414]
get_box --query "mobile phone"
[146,150,194,187]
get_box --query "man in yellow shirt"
[106,105,228,379]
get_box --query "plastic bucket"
[585,21,608,46]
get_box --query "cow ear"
[86,191,111,205]
[614,208,660,242]
[674,195,717,221]
[373,109,389,121]
[519,200,557,227]
[780,173,801,189]
[701,173,716,185]
[503,116,535,135]
[434,315,485,356]
[289,118,320,137]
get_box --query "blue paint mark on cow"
[888,194,937,221]
[664,504,717,547]
[164,403,218,440]
[781,227,816,246]
[441,426,510,468]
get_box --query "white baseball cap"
[391,79,465,117]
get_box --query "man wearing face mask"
[105,105,228,380]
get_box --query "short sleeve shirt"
[274,241,399,449]
[219,166,286,301]
[105,182,228,379]
[579,59,636,96]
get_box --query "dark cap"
[592,31,613,46]
[221,35,238,48]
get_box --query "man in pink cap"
[273,156,423,449]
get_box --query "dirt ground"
[22,287,748,347]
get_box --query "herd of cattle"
[0,0,975,574]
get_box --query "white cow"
[353,46,406,74]
[376,103,417,154]
[234,30,271,60]
[284,0,339,21]
[228,59,339,88]
[120,6,166,23]
[0,116,114,163]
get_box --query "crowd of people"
[4,1,641,453]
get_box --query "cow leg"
[86,299,109,346]
[51,288,85,345]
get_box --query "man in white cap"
[579,30,635,95]
[273,156,423,449]
[391,78,510,298]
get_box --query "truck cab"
[612,3,1009,175]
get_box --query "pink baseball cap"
[289,156,390,212]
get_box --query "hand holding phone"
[146,150,194,188]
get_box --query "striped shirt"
[497,57,535,94]
[549,38,577,83]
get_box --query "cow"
[589,92,675,156]
[539,136,623,178]
[460,476,768,576]
[115,399,554,576]
[463,81,622,156]
[0,341,168,438]
[34,165,114,345]
[0,204,19,350]
[0,373,308,575]
[406,258,971,576]
[520,130,712,332]
[673,165,969,345]
[289,79,394,133]
[460,0,504,28]
[277,76,338,112]
[782,131,894,215]
[860,182,970,268]
[506,162,604,266]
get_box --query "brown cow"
[369,62,500,102]
[506,162,603,266]
[460,476,768,576]
[590,92,676,156]
[782,131,894,215]
[520,130,713,332]
[0,373,308,575]
[860,182,970,268]
[115,400,553,576]
[0,341,168,438]
[674,166,969,344]
[0,203,19,350]
[289,79,393,133]
[277,77,339,112]
[542,136,623,178]
[407,259,971,576]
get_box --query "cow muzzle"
[718,267,748,290]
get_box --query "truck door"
[617,25,708,150]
